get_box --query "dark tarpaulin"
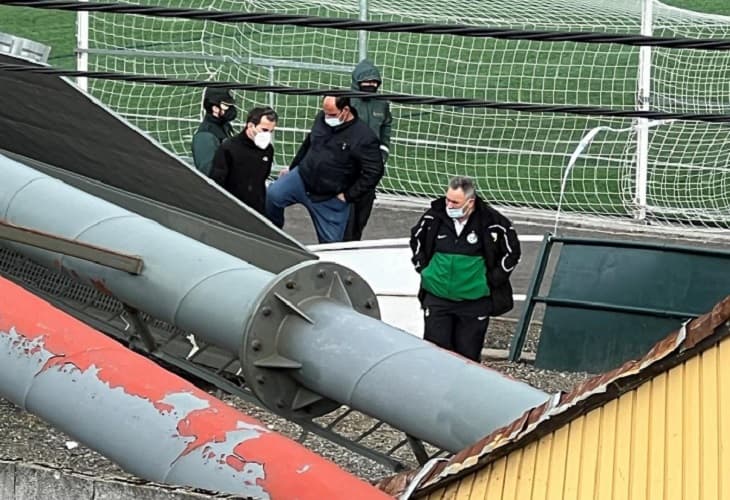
[0,54,312,264]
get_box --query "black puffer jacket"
[290,110,384,202]
[409,196,521,316]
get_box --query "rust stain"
[376,470,421,498]
[89,278,113,296]
[683,297,730,350]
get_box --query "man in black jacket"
[266,96,384,243]
[191,87,237,176]
[210,107,278,215]
[409,176,521,361]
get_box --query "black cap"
[204,87,236,105]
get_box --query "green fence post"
[508,233,553,361]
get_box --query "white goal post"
[76,0,730,231]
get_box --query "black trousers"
[343,190,376,242]
[422,293,491,362]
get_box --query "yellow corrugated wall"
[426,336,730,500]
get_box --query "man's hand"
[278,167,290,178]
[337,192,346,202]
[378,143,390,165]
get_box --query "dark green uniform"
[344,59,394,241]
[191,114,234,176]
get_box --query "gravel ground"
[0,317,591,488]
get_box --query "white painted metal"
[76,5,89,91]
[635,0,653,220]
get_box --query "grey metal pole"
[0,154,273,354]
[277,300,548,451]
[268,65,275,110]
[358,0,368,62]
[0,154,549,453]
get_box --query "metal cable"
[2,0,730,50]
[2,62,729,123]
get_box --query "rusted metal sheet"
[378,295,730,498]
[0,275,390,499]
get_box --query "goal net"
[82,0,730,230]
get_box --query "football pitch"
[0,0,729,223]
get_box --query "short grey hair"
[448,176,476,199]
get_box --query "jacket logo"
[437,234,447,239]
[373,112,384,117]
[263,156,269,162]
[491,231,499,242]
[467,231,478,244]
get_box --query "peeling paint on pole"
[0,276,391,499]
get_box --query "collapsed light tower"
[0,154,549,453]
[0,274,388,499]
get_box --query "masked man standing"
[191,87,237,176]
[266,96,384,243]
[409,176,521,362]
[210,107,278,215]
[344,59,393,241]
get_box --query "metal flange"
[240,260,380,419]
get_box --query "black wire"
[1,62,729,123]
[2,0,730,50]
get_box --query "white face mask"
[446,206,465,219]
[324,116,343,127]
[254,130,272,150]
[446,199,472,219]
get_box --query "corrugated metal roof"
[377,295,730,498]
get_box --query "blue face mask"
[447,198,473,219]
[446,206,465,219]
